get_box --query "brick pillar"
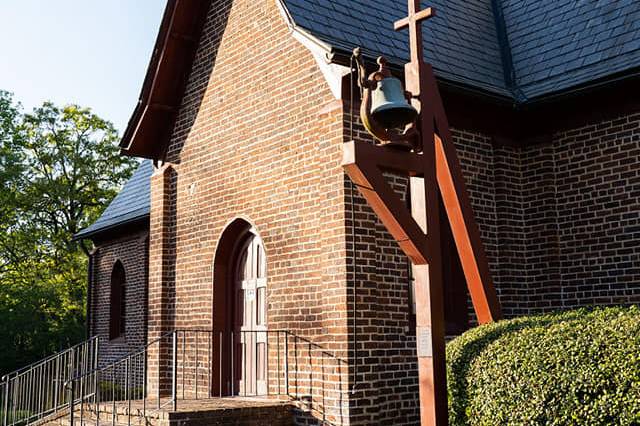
[147,163,176,397]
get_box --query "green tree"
[0,92,137,374]
[0,91,24,274]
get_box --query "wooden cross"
[394,1,435,64]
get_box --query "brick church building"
[75,0,640,424]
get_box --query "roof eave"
[520,66,640,108]
[119,0,211,160]
[73,213,150,241]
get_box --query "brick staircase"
[39,398,294,426]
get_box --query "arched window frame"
[109,260,126,340]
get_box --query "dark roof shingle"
[502,0,640,99]
[284,0,511,96]
[75,160,152,239]
[283,0,640,101]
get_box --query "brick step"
[40,398,295,426]
[40,404,164,426]
[42,413,157,426]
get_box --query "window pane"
[110,261,126,340]
[236,289,245,325]
[256,287,266,325]
[257,342,266,380]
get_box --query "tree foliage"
[0,91,137,374]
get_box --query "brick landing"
[43,397,294,426]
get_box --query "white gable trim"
[275,0,350,99]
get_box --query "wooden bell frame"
[342,3,502,425]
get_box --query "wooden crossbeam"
[394,7,435,31]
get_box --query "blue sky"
[0,1,166,134]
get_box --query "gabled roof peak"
[120,0,640,159]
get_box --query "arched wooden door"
[234,232,267,395]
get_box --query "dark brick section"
[458,113,640,315]
[542,114,640,309]
[90,231,149,368]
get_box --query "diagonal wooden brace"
[434,134,502,323]
[343,140,429,265]
[342,138,501,324]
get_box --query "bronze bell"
[354,54,418,148]
[370,75,417,129]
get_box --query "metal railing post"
[195,332,199,399]
[126,356,131,426]
[3,376,9,426]
[96,370,101,426]
[69,380,75,426]
[125,357,129,403]
[54,355,60,413]
[94,338,100,393]
[172,331,178,412]
[142,348,147,419]
[230,332,234,396]
[284,332,289,396]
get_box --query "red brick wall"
[446,113,640,317]
[91,231,148,367]
[523,113,640,311]
[138,0,640,424]
[448,113,640,317]
[342,110,640,423]
[147,0,350,423]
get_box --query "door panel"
[234,233,267,395]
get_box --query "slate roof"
[98,0,640,235]
[282,0,640,101]
[502,0,640,100]
[75,160,153,239]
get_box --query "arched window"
[109,260,126,340]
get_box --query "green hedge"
[447,306,640,425]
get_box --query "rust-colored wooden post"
[398,3,449,424]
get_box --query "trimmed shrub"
[447,306,640,425]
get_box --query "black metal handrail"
[63,329,348,425]
[1,336,99,426]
